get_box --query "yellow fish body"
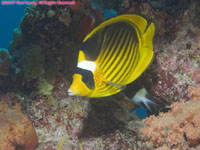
[68,14,155,98]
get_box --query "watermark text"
[1,0,75,5]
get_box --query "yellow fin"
[127,22,155,83]
[107,81,126,91]
[142,22,155,51]
[112,14,148,34]
[83,14,148,43]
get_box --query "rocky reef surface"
[0,101,38,150]
[0,0,200,149]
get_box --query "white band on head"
[77,60,96,73]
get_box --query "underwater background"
[0,2,26,49]
[0,0,200,150]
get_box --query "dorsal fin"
[127,22,155,83]
[83,14,148,42]
[142,23,155,51]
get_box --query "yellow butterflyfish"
[68,14,155,98]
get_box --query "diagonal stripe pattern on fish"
[68,14,155,98]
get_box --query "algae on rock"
[21,45,45,81]
[8,28,22,56]
[37,77,53,96]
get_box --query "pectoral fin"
[107,81,127,91]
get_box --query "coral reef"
[37,78,54,96]
[1,0,200,149]
[147,0,191,14]
[91,0,121,10]
[8,0,105,95]
[8,28,22,56]
[78,14,96,41]
[0,102,38,150]
[188,86,200,100]
[141,86,200,149]
[27,94,147,150]
[0,48,11,76]
[0,49,13,93]
[121,0,200,104]
[21,45,45,81]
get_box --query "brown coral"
[0,49,11,76]
[0,103,38,150]
[188,85,200,100]
[141,87,200,149]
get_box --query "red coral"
[188,86,200,100]
[196,28,200,48]
[0,103,38,150]
[192,68,200,84]
[141,87,200,149]
[78,15,95,42]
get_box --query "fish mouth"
[67,89,74,96]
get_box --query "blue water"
[0,2,26,49]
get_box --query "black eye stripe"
[75,67,95,90]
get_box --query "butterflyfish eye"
[75,67,95,90]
